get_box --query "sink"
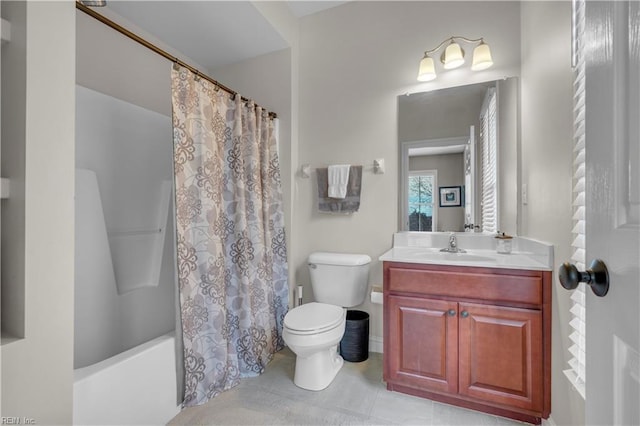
[435,252,494,262]
[392,247,494,263]
[378,232,555,271]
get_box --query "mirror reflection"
[398,78,519,234]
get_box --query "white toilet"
[283,252,371,391]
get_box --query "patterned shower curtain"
[171,65,289,407]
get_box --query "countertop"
[378,232,554,271]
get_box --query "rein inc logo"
[1,418,35,425]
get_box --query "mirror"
[398,78,519,234]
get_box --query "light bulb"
[417,56,436,82]
[443,42,465,70]
[471,41,493,71]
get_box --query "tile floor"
[169,348,527,425]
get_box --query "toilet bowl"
[283,302,346,390]
[283,252,371,391]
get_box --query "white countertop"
[378,232,554,271]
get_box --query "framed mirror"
[398,78,519,234]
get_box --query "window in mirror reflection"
[408,170,437,231]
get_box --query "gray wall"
[295,1,522,342]
[520,2,582,425]
[497,77,520,236]
[182,0,522,352]
[1,2,76,423]
[398,83,487,143]
[1,0,26,340]
[409,153,465,232]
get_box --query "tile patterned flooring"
[168,348,526,425]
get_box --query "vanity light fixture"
[417,36,493,82]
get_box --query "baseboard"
[542,415,557,426]
[369,335,383,353]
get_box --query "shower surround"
[74,85,179,423]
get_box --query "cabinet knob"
[558,259,609,297]
[447,309,456,316]
[460,310,469,318]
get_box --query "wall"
[212,46,296,305]
[0,2,4,412]
[409,153,465,232]
[296,1,521,343]
[1,0,26,340]
[520,2,582,425]
[398,83,486,143]
[1,1,75,423]
[497,77,520,236]
[76,7,209,116]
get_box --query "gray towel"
[316,166,362,213]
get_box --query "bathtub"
[73,332,181,425]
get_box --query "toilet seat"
[284,302,344,335]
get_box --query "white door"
[464,125,476,231]
[585,1,639,424]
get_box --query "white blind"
[564,0,586,399]
[480,88,498,233]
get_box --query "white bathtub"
[73,332,181,425]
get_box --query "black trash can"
[339,310,369,362]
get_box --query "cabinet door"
[458,302,543,411]
[387,295,458,394]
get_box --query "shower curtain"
[171,65,289,407]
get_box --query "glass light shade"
[471,42,493,71]
[417,56,436,82]
[443,42,465,69]
[80,0,107,5]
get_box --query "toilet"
[283,252,371,391]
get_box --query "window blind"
[564,0,586,399]
[480,88,498,233]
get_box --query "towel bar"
[299,159,385,178]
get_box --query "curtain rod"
[76,1,277,119]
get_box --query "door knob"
[460,310,469,318]
[558,259,609,297]
[447,309,456,316]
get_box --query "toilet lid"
[284,302,344,334]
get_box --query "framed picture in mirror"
[439,186,463,207]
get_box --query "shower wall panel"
[74,85,176,368]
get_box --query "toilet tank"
[308,252,371,307]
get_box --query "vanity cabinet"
[383,262,551,424]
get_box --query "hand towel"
[316,166,362,213]
[328,164,351,199]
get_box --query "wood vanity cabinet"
[383,261,551,424]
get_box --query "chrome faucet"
[440,233,466,253]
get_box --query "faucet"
[440,233,466,253]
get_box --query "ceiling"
[286,1,348,18]
[105,1,349,71]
